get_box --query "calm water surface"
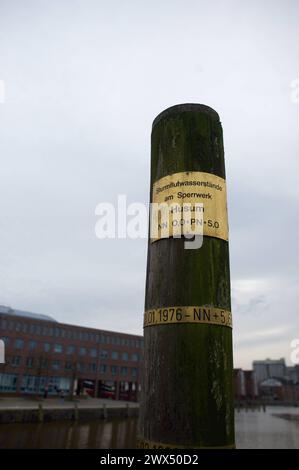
[0,407,298,449]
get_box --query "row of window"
[0,317,143,348]
[1,337,141,361]
[21,375,71,394]
[6,355,139,376]
[0,373,71,393]
[0,374,140,394]
[0,373,18,392]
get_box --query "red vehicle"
[82,380,95,397]
[100,383,116,399]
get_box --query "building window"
[0,373,18,392]
[111,351,118,360]
[79,347,86,356]
[67,345,76,355]
[52,360,60,370]
[121,367,128,376]
[44,343,51,353]
[20,375,70,395]
[56,377,71,393]
[122,352,129,361]
[65,362,73,371]
[90,348,97,358]
[11,356,21,367]
[36,325,41,335]
[54,344,63,353]
[131,368,138,377]
[40,358,48,369]
[89,363,97,373]
[0,337,9,346]
[99,364,107,374]
[21,375,39,394]
[77,363,85,372]
[26,357,34,368]
[131,353,139,362]
[29,324,36,334]
[16,322,22,332]
[14,338,24,350]
[111,366,118,376]
[0,319,7,330]
[54,328,60,338]
[29,340,37,351]
[99,350,108,359]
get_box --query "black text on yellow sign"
[151,171,228,243]
[143,306,232,328]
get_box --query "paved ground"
[0,396,139,410]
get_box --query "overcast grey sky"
[0,0,298,368]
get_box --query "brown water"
[0,407,298,449]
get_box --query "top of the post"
[152,103,220,129]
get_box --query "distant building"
[259,378,299,403]
[243,370,258,399]
[0,305,143,401]
[285,365,299,384]
[259,378,284,401]
[233,368,258,401]
[253,358,286,384]
[233,369,245,400]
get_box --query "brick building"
[233,368,258,402]
[0,305,143,401]
[259,378,299,403]
[243,370,258,399]
[233,368,245,400]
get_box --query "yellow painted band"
[137,438,235,449]
[143,306,232,328]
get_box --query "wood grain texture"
[138,104,235,448]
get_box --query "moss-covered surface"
[139,104,235,447]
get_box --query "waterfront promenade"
[0,396,139,424]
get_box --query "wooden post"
[74,403,79,421]
[104,403,108,419]
[138,104,235,449]
[38,403,44,423]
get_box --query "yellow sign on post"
[151,171,228,242]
